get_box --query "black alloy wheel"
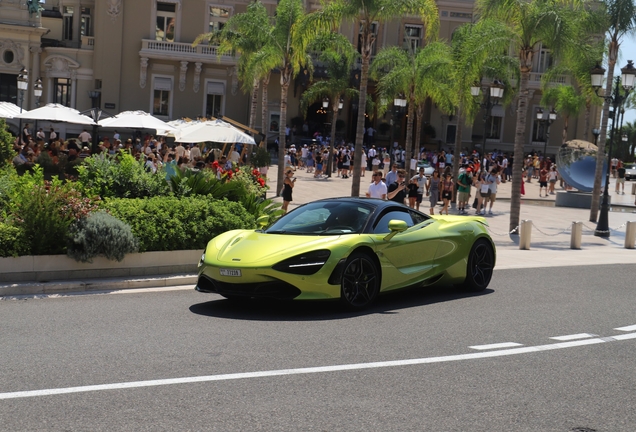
[340,252,380,309]
[464,238,494,291]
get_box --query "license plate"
[220,268,242,277]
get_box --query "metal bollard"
[519,219,532,250]
[632,183,636,195]
[625,221,636,249]
[570,221,582,249]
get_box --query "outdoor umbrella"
[157,118,195,137]
[173,119,256,144]
[0,102,22,119]
[12,103,95,125]
[99,110,176,134]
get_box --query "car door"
[371,208,441,291]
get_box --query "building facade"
[0,0,598,155]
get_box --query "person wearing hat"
[456,166,473,215]
[79,146,91,159]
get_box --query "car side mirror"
[384,220,408,241]
[257,215,269,228]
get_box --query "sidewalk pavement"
[2,165,635,298]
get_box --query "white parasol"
[0,102,22,119]
[173,119,256,144]
[98,110,176,133]
[12,103,95,125]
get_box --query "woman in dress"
[281,169,295,213]
[441,172,453,215]
[426,170,440,215]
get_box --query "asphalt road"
[1,265,635,431]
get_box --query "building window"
[153,77,172,117]
[54,78,71,107]
[81,7,92,37]
[0,73,17,104]
[205,81,224,117]
[63,6,74,40]
[358,21,379,56]
[209,6,230,33]
[403,25,422,53]
[533,44,553,74]
[156,2,176,42]
[486,116,502,140]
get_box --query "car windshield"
[626,164,636,170]
[265,201,373,235]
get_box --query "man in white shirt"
[36,128,46,140]
[229,145,240,164]
[190,144,201,161]
[175,142,186,160]
[366,171,387,199]
[78,129,91,146]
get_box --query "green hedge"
[102,196,256,252]
[0,222,28,257]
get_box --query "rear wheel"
[340,252,380,309]
[463,239,494,292]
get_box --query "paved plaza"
[265,164,636,270]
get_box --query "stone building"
[0,0,598,154]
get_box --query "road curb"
[0,274,198,297]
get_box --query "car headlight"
[198,253,205,268]
[272,250,331,275]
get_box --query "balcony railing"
[140,39,237,64]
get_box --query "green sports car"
[196,198,496,309]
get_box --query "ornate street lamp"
[471,79,505,156]
[33,78,43,107]
[390,94,407,166]
[17,67,29,144]
[592,128,600,145]
[590,60,636,237]
[536,107,557,157]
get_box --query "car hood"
[209,230,343,265]
[432,215,488,225]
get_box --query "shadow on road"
[189,285,494,322]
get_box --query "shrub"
[76,152,169,198]
[67,211,138,262]
[0,222,28,257]
[0,119,16,169]
[6,167,100,255]
[167,168,244,199]
[102,196,256,252]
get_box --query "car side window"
[373,210,414,234]
[409,210,427,225]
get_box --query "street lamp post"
[592,128,600,145]
[392,94,407,167]
[16,67,29,145]
[536,107,557,157]
[590,60,636,238]
[88,90,101,154]
[33,78,43,138]
[471,79,504,157]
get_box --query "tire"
[463,239,495,292]
[340,252,380,309]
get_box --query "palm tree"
[477,0,586,232]
[541,85,586,144]
[299,0,439,197]
[300,34,359,177]
[193,1,270,133]
[370,42,454,178]
[589,0,636,222]
[249,0,315,193]
[448,20,518,201]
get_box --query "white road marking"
[549,333,596,341]
[2,332,634,401]
[615,324,636,332]
[469,342,523,350]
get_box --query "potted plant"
[252,145,271,175]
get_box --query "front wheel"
[340,252,380,309]
[463,239,494,292]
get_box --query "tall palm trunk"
[510,49,533,233]
[277,68,291,196]
[351,34,373,197]
[415,104,424,161]
[590,40,618,222]
[405,93,416,178]
[453,103,464,204]
[249,79,259,132]
[562,117,569,144]
[261,72,270,140]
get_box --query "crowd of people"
[11,123,251,179]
